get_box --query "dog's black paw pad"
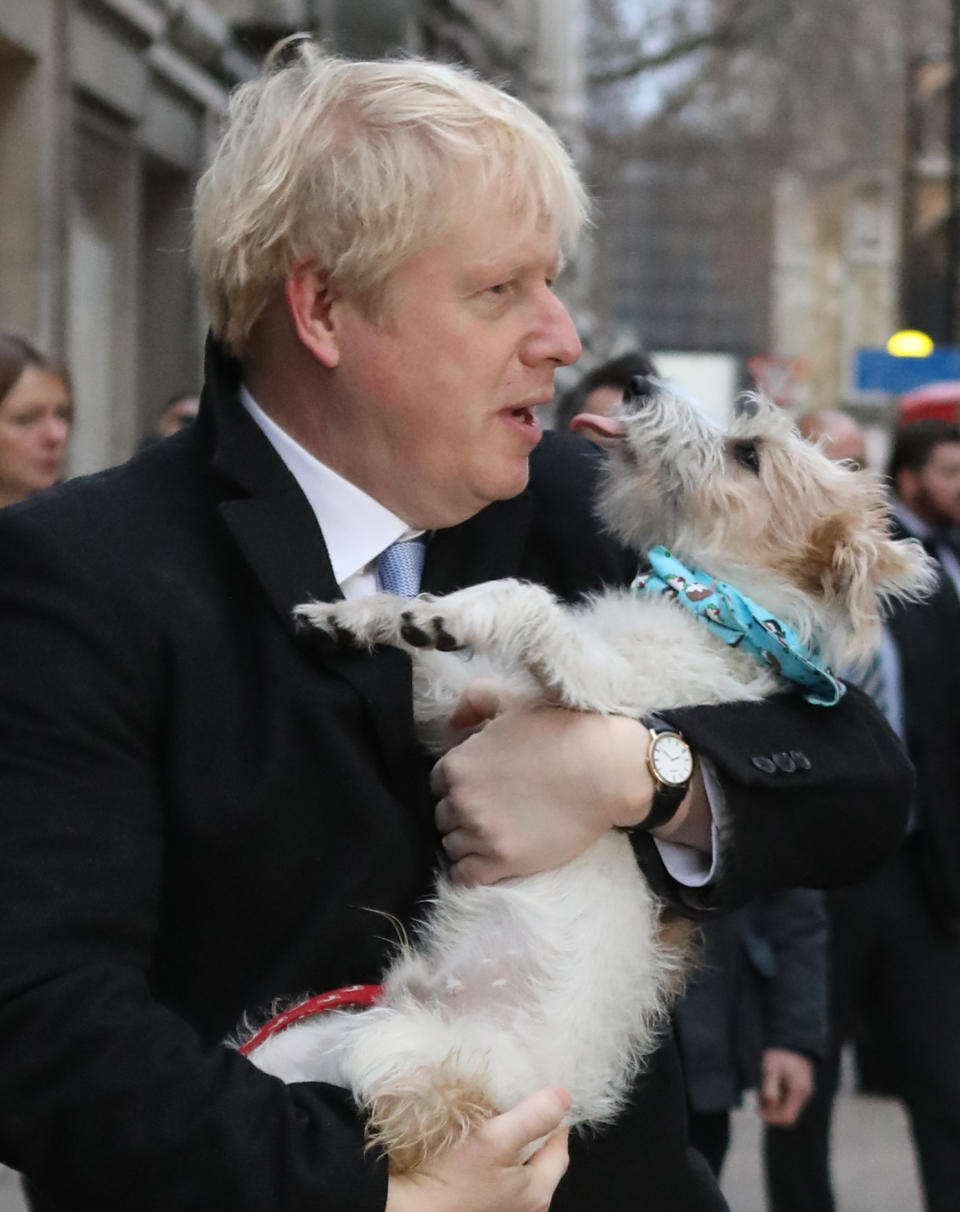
[331,621,358,647]
[297,622,341,654]
[433,622,462,652]
[400,620,432,647]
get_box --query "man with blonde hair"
[0,41,911,1212]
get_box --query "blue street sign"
[855,348,960,393]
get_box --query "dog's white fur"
[244,385,934,1172]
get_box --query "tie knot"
[376,538,426,598]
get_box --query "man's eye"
[732,441,761,473]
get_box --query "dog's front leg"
[391,579,571,671]
[293,592,424,650]
[396,582,650,715]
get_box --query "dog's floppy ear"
[815,515,938,664]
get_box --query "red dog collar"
[238,984,382,1057]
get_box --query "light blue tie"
[376,538,426,598]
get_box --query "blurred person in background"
[0,331,72,508]
[676,890,828,1179]
[765,410,960,1212]
[137,391,200,451]
[552,348,656,431]
[794,408,868,470]
[886,418,960,598]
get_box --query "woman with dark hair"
[0,331,73,508]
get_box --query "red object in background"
[899,381,960,425]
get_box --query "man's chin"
[420,466,531,530]
[488,462,532,505]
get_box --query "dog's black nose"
[624,375,657,404]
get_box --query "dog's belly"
[372,831,672,1122]
[246,833,676,1146]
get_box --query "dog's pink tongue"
[569,413,627,441]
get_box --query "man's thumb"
[449,679,510,731]
[487,1087,571,1159]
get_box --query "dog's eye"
[732,440,761,474]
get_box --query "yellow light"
[886,330,934,357]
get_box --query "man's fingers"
[433,795,456,833]
[439,828,473,863]
[449,854,499,886]
[524,1123,570,1194]
[777,1083,811,1126]
[449,680,510,731]
[483,1087,571,1161]
[430,762,450,799]
[762,1070,782,1109]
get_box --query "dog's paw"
[395,580,556,656]
[293,594,412,651]
[363,1063,498,1173]
[398,605,465,652]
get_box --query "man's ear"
[284,262,342,368]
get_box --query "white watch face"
[651,733,694,786]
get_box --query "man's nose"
[523,289,582,368]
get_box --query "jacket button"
[773,752,797,774]
[751,755,777,774]
[789,750,811,771]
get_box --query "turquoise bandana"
[634,546,845,707]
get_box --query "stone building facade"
[0,0,261,474]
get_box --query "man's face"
[324,200,582,529]
[899,440,960,527]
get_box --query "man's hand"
[431,680,710,885]
[756,1047,815,1127]
[385,1086,571,1212]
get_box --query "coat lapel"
[203,340,341,627]
[201,340,414,770]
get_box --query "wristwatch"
[633,715,695,831]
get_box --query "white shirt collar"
[239,385,419,585]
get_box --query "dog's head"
[572,378,937,667]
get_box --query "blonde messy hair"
[193,38,589,355]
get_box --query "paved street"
[0,1089,924,1212]
[0,1169,23,1212]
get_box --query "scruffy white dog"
[242,380,932,1172]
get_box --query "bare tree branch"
[587,0,757,86]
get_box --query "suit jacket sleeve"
[634,685,912,915]
[0,506,388,1212]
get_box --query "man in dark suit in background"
[677,888,828,1177]
[886,418,960,599]
[0,44,912,1212]
[766,412,960,1212]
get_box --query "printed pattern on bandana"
[633,546,845,706]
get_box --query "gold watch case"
[647,729,694,789]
